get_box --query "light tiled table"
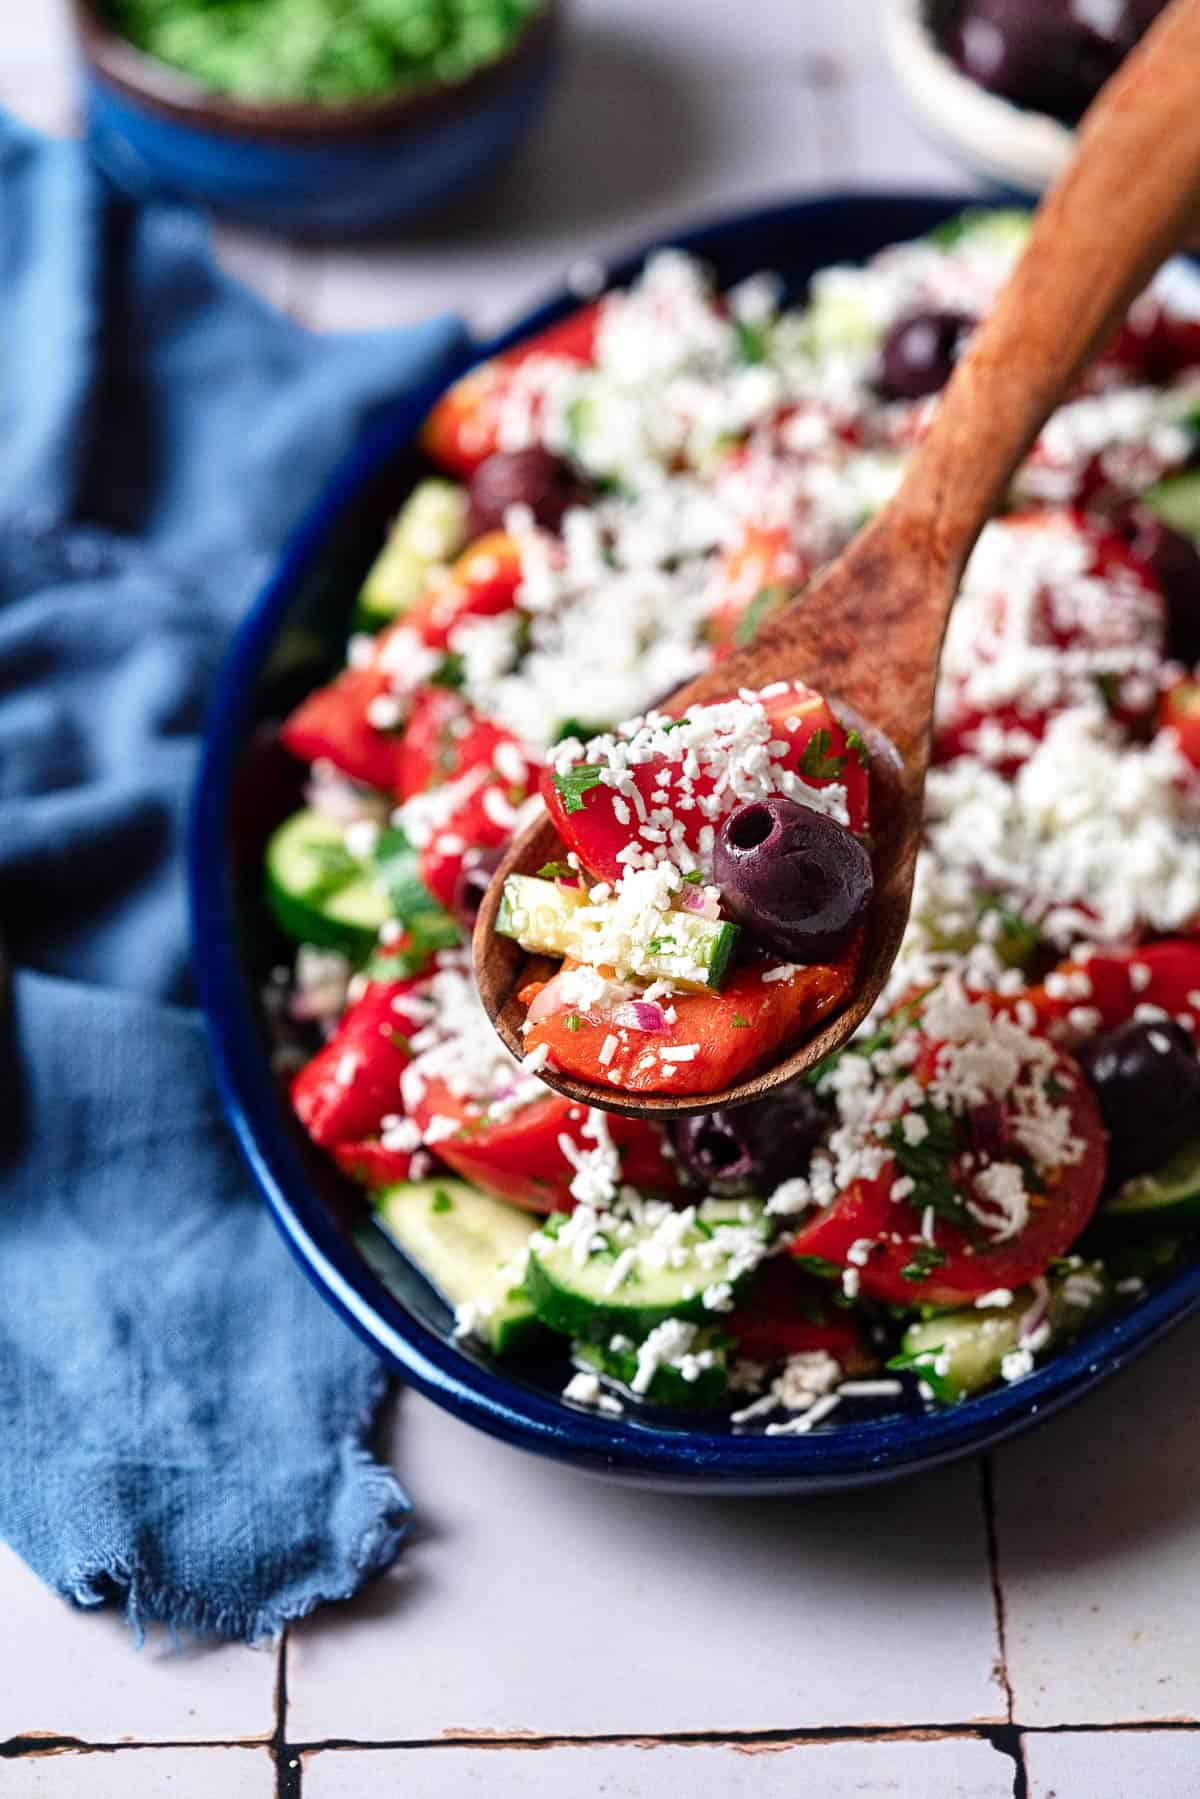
[5,5,1200,1796]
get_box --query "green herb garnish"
[430,1189,454,1215]
[536,860,576,880]
[798,728,847,781]
[899,1243,949,1284]
[730,1013,750,1028]
[886,1344,955,1403]
[845,727,871,769]
[552,764,605,814]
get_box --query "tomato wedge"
[706,524,804,660]
[523,946,859,1097]
[281,663,409,795]
[727,1260,874,1372]
[332,1139,417,1189]
[788,1037,1106,1307]
[291,980,427,1149]
[416,740,539,911]
[993,939,1200,1042]
[1161,680,1200,773]
[542,684,870,885]
[407,1076,677,1210]
[421,301,603,477]
[403,531,522,651]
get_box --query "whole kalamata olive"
[878,309,976,403]
[712,796,873,964]
[1077,1018,1200,1183]
[1111,503,1200,668]
[466,447,593,538]
[947,0,1121,122]
[671,1081,828,1197]
[452,845,504,934]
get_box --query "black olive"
[670,1081,828,1197]
[946,0,1122,123]
[1077,1018,1200,1183]
[712,796,873,964]
[465,447,593,538]
[1111,503,1200,668]
[878,309,976,402]
[452,845,504,934]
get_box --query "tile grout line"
[275,1628,302,1799]
[979,1453,1027,1797]
[4,1718,1200,1760]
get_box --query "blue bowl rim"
[189,187,1200,1489]
[70,0,562,142]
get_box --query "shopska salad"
[265,208,1200,1428]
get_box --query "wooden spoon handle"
[892,0,1200,572]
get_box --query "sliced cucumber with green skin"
[892,1260,1112,1403]
[925,207,1031,254]
[374,1179,542,1357]
[265,809,390,953]
[353,479,468,633]
[573,1327,730,1410]
[1101,1138,1200,1230]
[525,1198,768,1341]
[372,826,461,957]
[1141,469,1200,544]
[496,874,739,992]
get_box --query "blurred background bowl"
[885,0,1072,196]
[68,0,563,236]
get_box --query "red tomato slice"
[408,1076,676,1210]
[281,664,408,795]
[421,302,603,476]
[291,981,427,1149]
[524,946,859,1097]
[403,531,522,651]
[727,1260,874,1371]
[542,685,870,885]
[396,687,521,800]
[418,763,538,912]
[331,1139,417,1189]
[788,1038,1106,1307]
[1161,680,1200,773]
[706,524,805,660]
[1001,940,1200,1042]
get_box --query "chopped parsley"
[681,869,705,885]
[886,1344,955,1403]
[735,585,784,648]
[1094,669,1122,711]
[536,860,576,880]
[730,1013,750,1028]
[887,1104,971,1231]
[792,1254,843,1281]
[734,318,770,364]
[430,1189,454,1215]
[431,651,464,690]
[552,764,605,814]
[798,727,847,781]
[899,1243,949,1284]
[564,1013,582,1032]
[844,726,871,769]
[646,936,678,954]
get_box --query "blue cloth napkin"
[0,112,471,1640]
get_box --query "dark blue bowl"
[71,0,561,236]
[190,190,1200,1491]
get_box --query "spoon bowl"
[474,0,1200,1117]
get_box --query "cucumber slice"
[372,826,461,958]
[374,1178,541,1357]
[265,809,389,953]
[925,208,1031,254]
[1141,469,1200,545]
[525,1198,768,1341]
[1101,1137,1200,1229]
[496,874,739,992]
[573,1327,729,1410]
[890,1260,1112,1403]
[353,479,468,633]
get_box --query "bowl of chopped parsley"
[70,0,562,234]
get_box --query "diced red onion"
[612,1000,670,1033]
[1018,1276,1050,1347]
[970,1100,1010,1160]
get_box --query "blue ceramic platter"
[190,191,1200,1492]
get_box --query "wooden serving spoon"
[474,0,1200,1118]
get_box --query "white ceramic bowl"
[885,0,1074,195]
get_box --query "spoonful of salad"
[474,0,1200,1117]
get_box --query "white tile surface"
[0,1544,276,1746]
[1024,1728,1200,1799]
[303,1736,1015,1798]
[0,1749,274,1799]
[995,1316,1200,1727]
[287,1392,1003,1742]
